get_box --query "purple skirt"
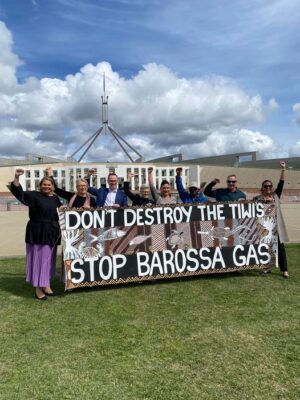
[26,244,57,287]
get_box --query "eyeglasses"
[263,184,273,188]
[227,180,237,183]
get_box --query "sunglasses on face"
[263,184,273,188]
[227,180,237,183]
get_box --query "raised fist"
[148,167,153,174]
[46,166,53,176]
[88,169,95,176]
[213,178,220,184]
[280,160,286,170]
[176,167,183,175]
[15,169,24,177]
[127,172,135,180]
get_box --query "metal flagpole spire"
[69,73,143,162]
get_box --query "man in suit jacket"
[86,170,128,207]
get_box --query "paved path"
[0,205,299,257]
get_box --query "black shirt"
[10,182,61,246]
[123,181,155,206]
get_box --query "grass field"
[0,244,299,400]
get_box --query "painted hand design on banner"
[258,216,277,245]
[62,229,82,260]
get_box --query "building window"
[162,169,167,177]
[53,170,58,178]
[141,168,146,184]
[169,169,174,177]
[61,170,65,178]
[100,177,106,187]
[34,170,40,178]
[25,170,31,178]
[92,175,97,187]
[26,180,31,190]
[109,167,115,174]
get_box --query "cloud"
[289,141,300,157]
[293,103,300,124]
[0,21,283,161]
[0,21,23,94]
[268,98,279,111]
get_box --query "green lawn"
[0,244,299,400]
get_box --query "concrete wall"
[0,205,299,258]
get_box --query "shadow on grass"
[63,268,261,297]
[0,274,65,299]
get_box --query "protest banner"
[58,201,278,291]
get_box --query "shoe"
[282,271,289,279]
[42,290,54,296]
[35,293,47,301]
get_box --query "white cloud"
[0,21,23,94]
[292,103,300,124]
[268,98,279,111]
[289,141,300,157]
[0,21,284,161]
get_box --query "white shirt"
[104,189,117,206]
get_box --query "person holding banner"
[10,169,61,300]
[46,167,96,208]
[176,168,207,203]
[148,167,177,205]
[124,172,155,206]
[86,170,128,208]
[204,175,246,201]
[253,161,289,278]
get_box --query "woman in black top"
[253,161,289,278]
[46,167,96,208]
[124,172,155,206]
[10,169,61,299]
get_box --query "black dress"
[10,182,61,246]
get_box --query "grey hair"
[76,178,88,187]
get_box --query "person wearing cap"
[124,172,155,206]
[204,175,246,201]
[176,168,207,203]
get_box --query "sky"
[0,0,300,162]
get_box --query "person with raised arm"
[253,161,289,278]
[124,172,155,206]
[86,169,127,208]
[46,167,96,208]
[204,174,246,201]
[148,167,177,205]
[10,169,61,300]
[175,168,207,203]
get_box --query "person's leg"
[42,245,57,295]
[278,240,288,277]
[26,244,56,298]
